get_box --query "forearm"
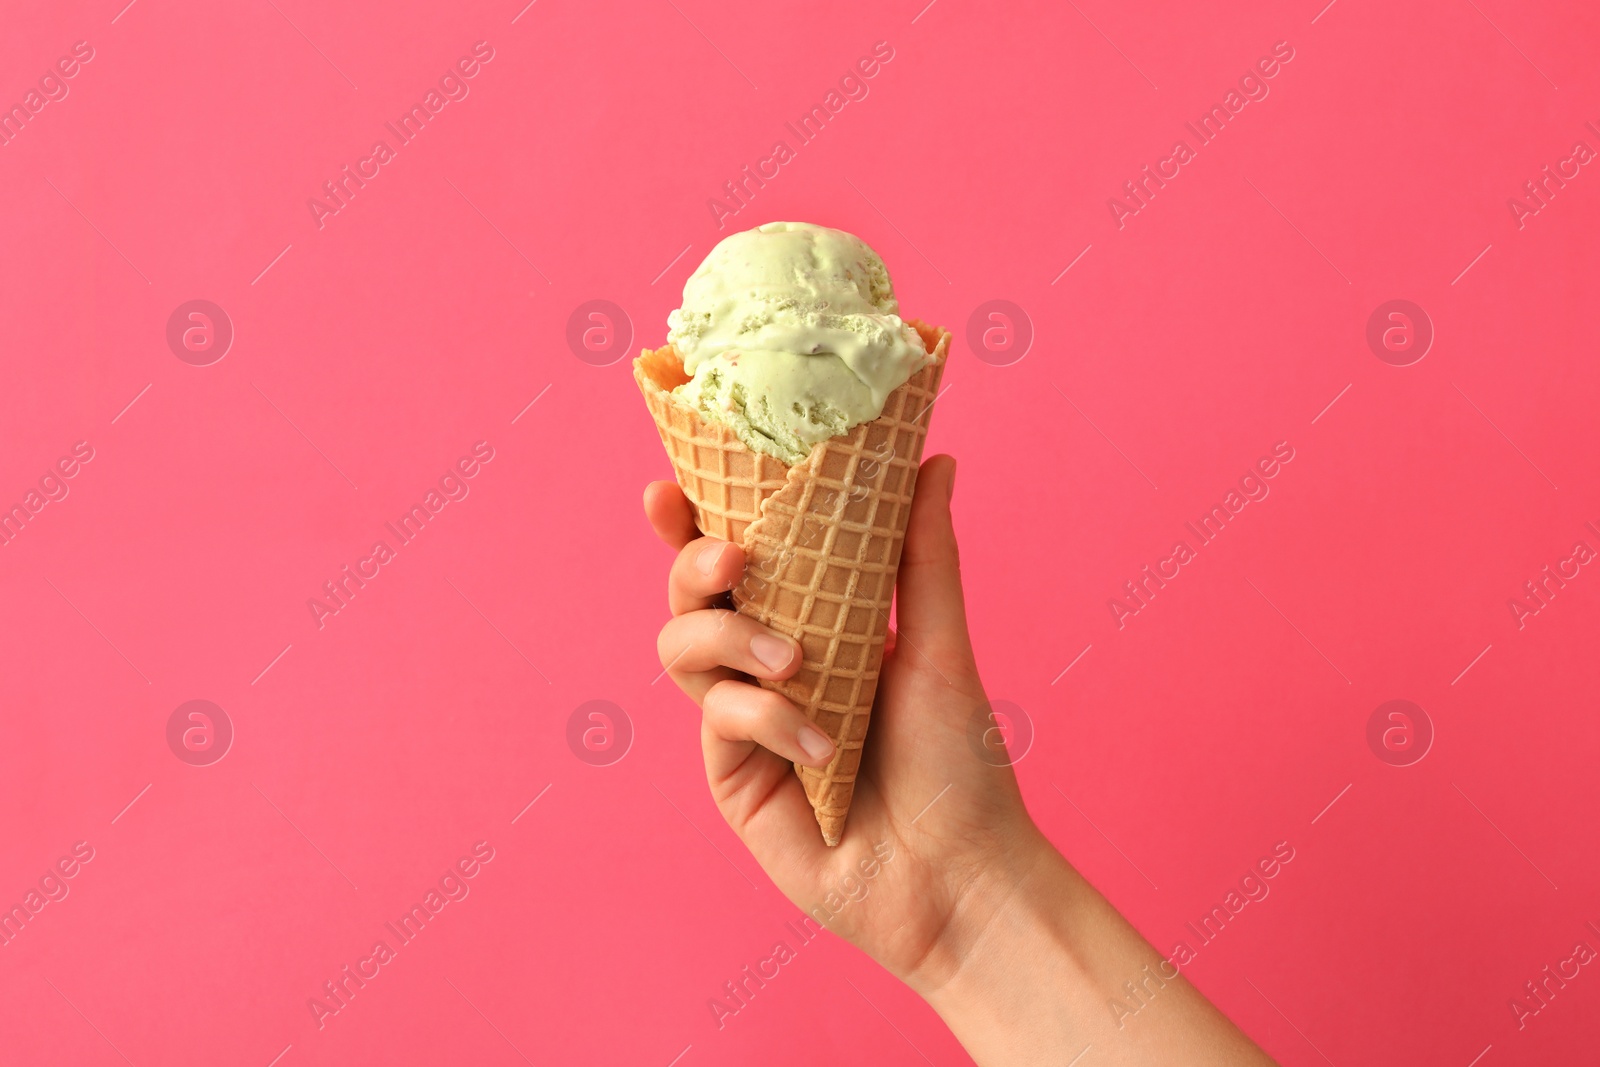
[908,832,1276,1067]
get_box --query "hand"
[643,455,1046,987]
[644,455,1278,1066]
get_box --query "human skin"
[644,454,1278,1066]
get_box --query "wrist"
[900,824,1074,1002]
[911,828,1102,1067]
[903,830,1275,1067]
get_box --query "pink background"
[3,0,1598,1063]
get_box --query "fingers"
[658,609,801,702]
[647,484,749,616]
[701,678,835,778]
[645,477,841,864]
[643,479,699,550]
[697,679,836,868]
[668,536,746,616]
[894,454,976,668]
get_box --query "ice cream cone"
[635,320,950,846]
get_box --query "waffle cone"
[635,321,950,846]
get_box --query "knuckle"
[656,623,689,672]
[746,684,792,721]
[686,609,746,666]
[702,678,748,723]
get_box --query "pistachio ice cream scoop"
[666,221,931,464]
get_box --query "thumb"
[893,454,976,671]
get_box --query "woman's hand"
[644,454,1277,1066]
[643,455,1045,987]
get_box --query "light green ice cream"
[667,221,931,464]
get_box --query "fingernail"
[696,541,726,576]
[798,725,833,763]
[947,459,957,502]
[750,632,795,672]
